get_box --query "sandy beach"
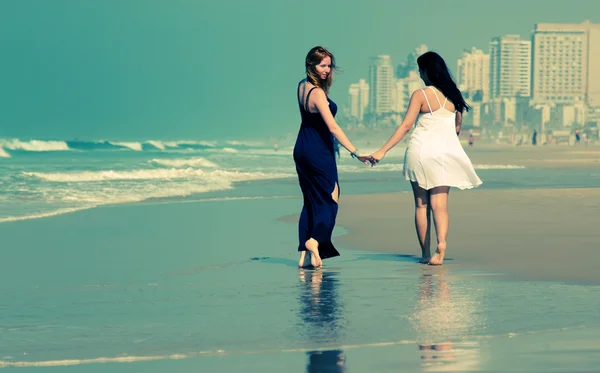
[462,143,600,169]
[335,187,600,285]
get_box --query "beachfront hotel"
[347,79,370,124]
[457,47,491,103]
[367,55,395,118]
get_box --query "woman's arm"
[370,90,422,162]
[312,88,369,163]
[455,111,462,135]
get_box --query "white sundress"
[403,87,482,190]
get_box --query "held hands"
[368,149,386,167]
[350,149,372,166]
[357,154,372,166]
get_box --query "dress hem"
[403,174,483,191]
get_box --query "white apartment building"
[532,20,600,108]
[489,35,531,99]
[457,47,490,102]
[368,55,395,116]
[348,79,369,122]
[394,71,423,114]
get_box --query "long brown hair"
[305,46,336,94]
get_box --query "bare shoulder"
[311,87,326,98]
[410,89,425,101]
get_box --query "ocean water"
[2,137,600,224]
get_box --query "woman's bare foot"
[298,251,312,268]
[428,242,446,266]
[305,239,322,268]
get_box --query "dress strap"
[420,89,434,115]
[442,97,448,109]
[428,86,443,108]
[305,87,317,112]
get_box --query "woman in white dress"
[370,51,482,266]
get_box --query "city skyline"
[345,20,600,136]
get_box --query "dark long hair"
[417,52,470,113]
[305,46,336,94]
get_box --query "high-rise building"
[456,47,490,102]
[489,35,531,99]
[531,21,600,108]
[368,55,395,116]
[395,71,423,114]
[348,79,369,122]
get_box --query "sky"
[0,0,598,141]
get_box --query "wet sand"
[2,191,600,371]
[335,187,600,285]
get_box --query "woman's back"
[295,80,337,156]
[419,86,456,115]
[404,86,481,190]
[413,86,456,136]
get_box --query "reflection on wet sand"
[298,269,346,373]
[411,267,486,371]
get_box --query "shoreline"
[3,144,600,225]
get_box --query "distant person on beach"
[575,129,581,145]
[468,130,474,148]
[532,129,537,146]
[294,46,371,269]
[368,51,482,265]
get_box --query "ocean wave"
[108,141,142,151]
[194,140,217,147]
[0,350,224,368]
[0,325,580,367]
[150,157,218,168]
[146,140,167,150]
[472,164,526,169]
[0,138,226,154]
[0,147,10,158]
[0,139,69,152]
[227,140,266,147]
[22,168,293,182]
[0,207,92,224]
[53,180,234,204]
[2,169,295,223]
[67,140,168,152]
[163,140,217,150]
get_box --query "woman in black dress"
[294,46,370,268]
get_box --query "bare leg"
[429,186,450,265]
[411,182,431,263]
